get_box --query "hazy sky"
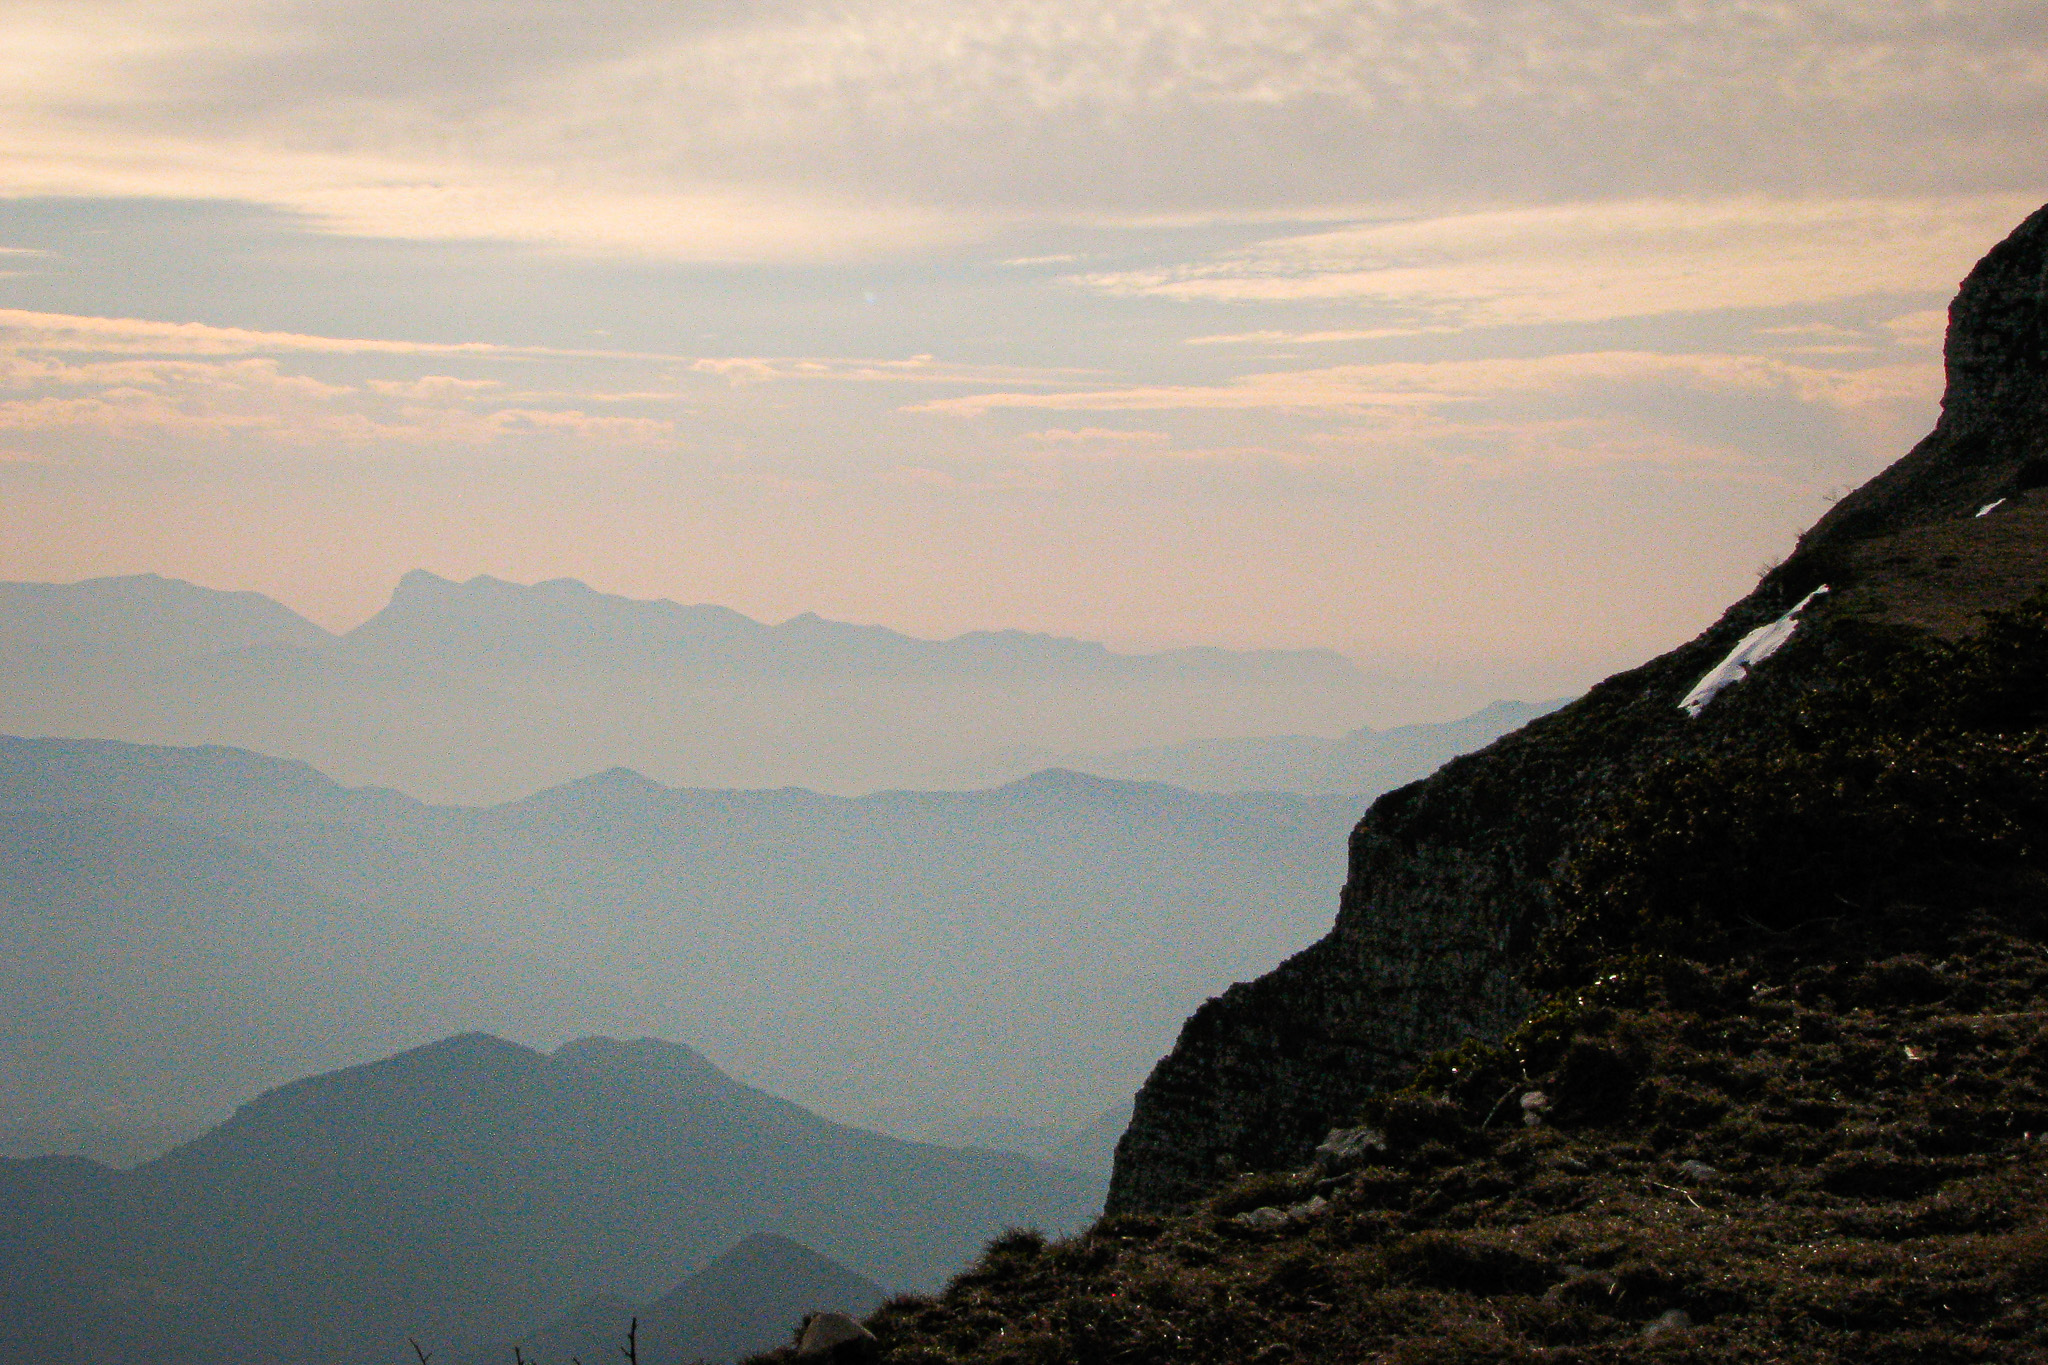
[2,1,2043,708]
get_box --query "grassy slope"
[726,208,2048,1361]
[770,600,2048,1362]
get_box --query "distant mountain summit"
[0,1033,1098,1364]
[503,1233,885,1365]
[348,569,1361,682]
[344,570,761,672]
[0,572,326,670]
[0,571,1381,800]
[1026,697,1573,793]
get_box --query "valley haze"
[0,569,1554,803]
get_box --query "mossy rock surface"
[786,895,2048,1364]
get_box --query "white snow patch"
[1977,499,2006,517]
[1678,586,1829,718]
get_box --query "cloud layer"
[0,2,2040,697]
[1081,198,2043,327]
[3,1,2045,258]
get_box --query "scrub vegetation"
[782,604,2048,1363]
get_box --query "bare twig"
[1481,1084,1523,1129]
[1646,1179,1708,1212]
[409,1339,433,1365]
[620,1317,639,1365]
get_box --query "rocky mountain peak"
[1944,201,2048,429]
[1796,203,2048,556]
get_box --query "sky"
[1,0,2044,713]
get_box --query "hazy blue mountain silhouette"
[491,1232,885,1365]
[915,1096,1132,1173]
[0,800,655,1128]
[1046,1100,1134,1172]
[1014,697,1571,793]
[0,573,327,672]
[0,734,1363,1140]
[0,572,1379,800]
[347,569,1327,681]
[0,1035,1097,1365]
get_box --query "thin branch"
[1480,1083,1524,1129]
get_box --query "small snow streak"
[1977,498,2006,517]
[1678,586,1830,718]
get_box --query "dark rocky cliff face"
[1106,202,2048,1215]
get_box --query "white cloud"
[0,358,679,451]
[1076,197,2046,327]
[912,349,1943,466]
[366,376,503,400]
[0,2,2043,260]
[0,304,1104,457]
[0,312,691,452]
[686,354,1093,386]
[0,310,1090,387]
[1184,328,1454,346]
[1883,309,1951,349]
[1024,427,1169,442]
[0,307,512,357]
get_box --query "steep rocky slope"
[1106,202,2048,1215]
[855,891,2048,1362]
[780,204,2048,1363]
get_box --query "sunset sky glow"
[3,0,2044,714]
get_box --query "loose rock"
[1231,1195,1330,1230]
[797,1312,876,1359]
[1643,1308,1692,1339]
[1314,1126,1386,1171]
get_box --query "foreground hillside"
[1110,198,2048,1212]
[870,925,2048,1362]
[848,603,2048,1362]
[769,207,2048,1363]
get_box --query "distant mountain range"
[1007,698,1569,794]
[0,733,1383,1143]
[0,571,1389,801]
[484,1232,885,1365]
[0,789,657,1138]
[0,1034,1094,1365]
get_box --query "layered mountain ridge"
[0,731,1362,1143]
[0,569,1398,801]
[488,1231,884,1365]
[0,1032,1098,1365]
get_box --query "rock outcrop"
[1106,202,2048,1214]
